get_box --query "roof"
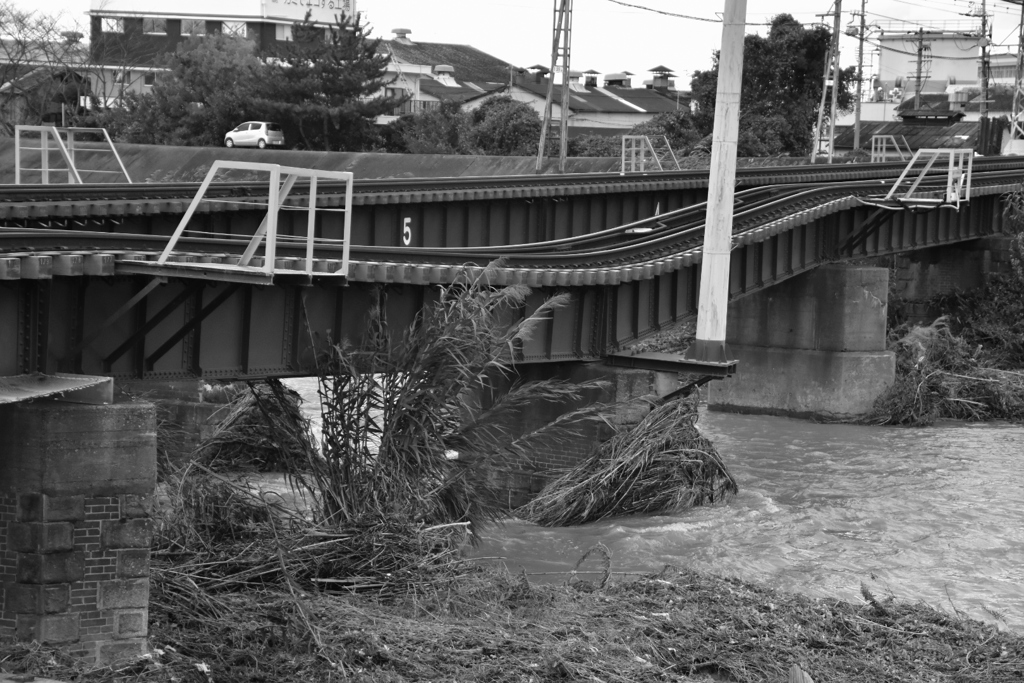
[513,77,682,115]
[833,121,981,150]
[418,78,503,104]
[895,93,953,113]
[382,39,513,84]
[896,87,1016,114]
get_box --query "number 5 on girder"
[402,217,412,246]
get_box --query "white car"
[224,121,285,149]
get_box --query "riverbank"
[2,559,1022,683]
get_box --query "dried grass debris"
[520,395,737,527]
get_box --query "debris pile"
[521,395,738,526]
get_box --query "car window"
[267,123,282,132]
[246,123,258,131]
[233,125,246,132]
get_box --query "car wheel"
[225,138,234,148]
[258,139,267,149]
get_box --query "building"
[873,19,984,99]
[466,65,689,137]
[837,20,1024,131]
[0,35,90,131]
[87,0,356,105]
[375,29,513,122]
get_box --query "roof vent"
[392,28,413,44]
[433,64,459,87]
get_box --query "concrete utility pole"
[853,0,867,150]
[683,0,746,366]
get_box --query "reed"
[861,316,1024,426]
[520,394,738,526]
[284,261,607,535]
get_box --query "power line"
[603,0,720,22]
[864,37,983,58]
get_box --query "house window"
[222,21,247,38]
[275,24,292,41]
[144,72,155,86]
[143,18,166,34]
[115,69,131,85]
[102,17,123,33]
[181,19,206,36]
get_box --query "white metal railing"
[620,135,680,174]
[870,134,912,163]
[156,160,353,280]
[861,148,974,211]
[14,125,132,184]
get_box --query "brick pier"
[0,400,156,666]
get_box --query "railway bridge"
[1,155,1021,662]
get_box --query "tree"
[0,2,88,133]
[395,100,476,155]
[630,110,703,154]
[88,33,270,146]
[690,14,856,156]
[469,96,541,156]
[568,133,620,158]
[263,12,401,151]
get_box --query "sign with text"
[265,0,356,25]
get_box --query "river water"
[285,379,1023,631]
[469,410,1024,630]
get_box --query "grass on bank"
[861,192,1024,426]
[3,556,1023,683]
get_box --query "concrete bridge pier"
[709,264,895,420]
[0,398,156,666]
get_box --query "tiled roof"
[514,78,681,115]
[382,40,513,84]
[833,121,980,150]
[418,78,503,103]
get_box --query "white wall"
[89,0,356,25]
[877,31,981,95]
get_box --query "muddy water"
[470,411,1024,630]
[285,379,1024,630]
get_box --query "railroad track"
[0,163,1020,285]
[1,156,1022,209]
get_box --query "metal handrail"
[14,126,131,185]
[156,160,354,280]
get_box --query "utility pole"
[827,0,843,163]
[536,0,572,173]
[980,0,990,119]
[914,27,925,110]
[1012,0,1024,143]
[683,0,746,368]
[853,0,867,151]
[811,2,842,163]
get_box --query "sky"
[33,0,1024,86]
[358,0,1023,85]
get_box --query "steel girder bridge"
[0,157,1020,382]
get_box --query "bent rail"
[0,161,1018,378]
